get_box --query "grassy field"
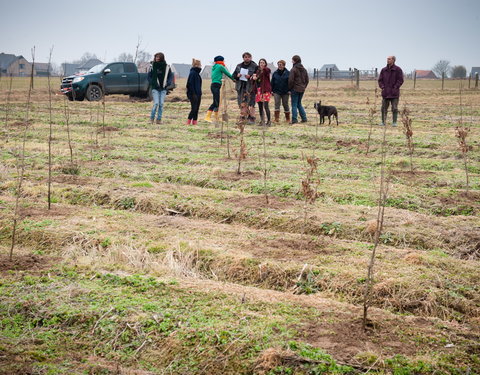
[0,76,479,374]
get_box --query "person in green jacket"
[205,56,235,123]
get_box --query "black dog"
[314,101,338,125]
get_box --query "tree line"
[432,59,469,78]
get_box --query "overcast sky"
[1,0,479,73]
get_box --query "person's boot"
[214,111,219,122]
[192,120,198,125]
[204,110,213,123]
[392,111,398,126]
[285,112,290,123]
[186,119,192,125]
[274,110,280,123]
[380,110,386,126]
[258,113,265,126]
[266,112,271,126]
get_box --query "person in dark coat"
[232,52,258,123]
[186,59,202,125]
[271,60,290,123]
[378,55,404,126]
[148,52,174,125]
[288,55,309,124]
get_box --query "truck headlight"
[72,76,85,83]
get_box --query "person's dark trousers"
[291,91,307,122]
[381,98,399,124]
[208,83,221,111]
[188,94,202,121]
[257,102,271,125]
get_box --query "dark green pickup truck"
[60,62,151,101]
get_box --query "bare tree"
[432,60,451,78]
[10,47,35,260]
[362,121,390,330]
[72,52,99,65]
[451,65,467,79]
[4,74,13,140]
[47,47,54,209]
[116,52,134,62]
[136,51,152,65]
[29,46,35,90]
[133,36,142,65]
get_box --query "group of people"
[148,52,310,126]
[149,52,404,127]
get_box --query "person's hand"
[246,74,251,79]
[237,73,241,78]
[252,74,257,80]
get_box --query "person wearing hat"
[205,55,235,123]
[186,59,202,125]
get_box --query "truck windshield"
[88,64,108,74]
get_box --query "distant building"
[34,62,52,77]
[76,58,103,73]
[0,53,33,76]
[171,63,191,78]
[319,64,339,72]
[415,70,437,79]
[61,63,79,77]
[200,65,212,79]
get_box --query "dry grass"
[0,76,479,373]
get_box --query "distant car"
[60,62,151,101]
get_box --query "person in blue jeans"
[148,52,173,124]
[288,55,309,124]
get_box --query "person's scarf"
[151,61,167,89]
[215,61,226,67]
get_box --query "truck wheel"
[86,84,103,101]
[67,93,74,101]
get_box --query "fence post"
[442,72,445,90]
[413,71,417,90]
[375,68,378,79]
[468,74,471,89]
[355,69,360,89]
[476,73,479,89]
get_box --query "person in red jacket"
[378,56,404,126]
[252,58,272,126]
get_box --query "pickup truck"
[60,62,151,101]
